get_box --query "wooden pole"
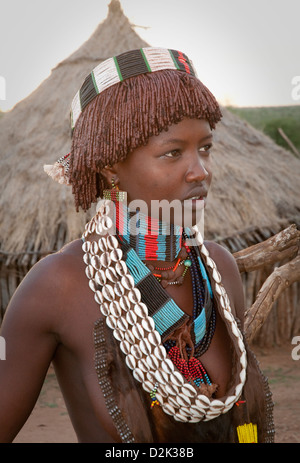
[278,127,300,158]
[244,253,300,343]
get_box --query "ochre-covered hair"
[44,48,222,211]
[69,70,222,211]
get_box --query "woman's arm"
[0,255,65,442]
[204,240,246,329]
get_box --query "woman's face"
[108,117,213,226]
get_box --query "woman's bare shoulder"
[203,240,245,324]
[4,239,84,328]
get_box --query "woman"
[0,47,274,443]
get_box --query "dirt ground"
[13,343,300,444]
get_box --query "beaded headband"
[71,47,197,131]
[44,47,197,185]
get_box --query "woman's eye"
[199,143,212,153]
[164,150,181,158]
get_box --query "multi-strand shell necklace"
[82,201,247,423]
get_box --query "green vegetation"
[226,105,300,155]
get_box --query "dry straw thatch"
[0,0,299,344]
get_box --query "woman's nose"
[185,153,209,183]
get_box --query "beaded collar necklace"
[82,200,247,425]
[114,201,183,262]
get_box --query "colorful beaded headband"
[71,47,197,130]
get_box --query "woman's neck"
[114,201,183,262]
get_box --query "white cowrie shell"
[126,310,137,325]
[120,340,131,355]
[174,413,188,422]
[110,248,123,262]
[124,330,136,344]
[121,274,135,290]
[161,359,175,375]
[176,395,191,408]
[99,203,110,216]
[106,235,119,250]
[106,315,117,330]
[224,395,236,408]
[101,215,113,231]
[142,317,155,332]
[154,369,168,385]
[195,395,210,409]
[85,265,94,279]
[142,380,155,393]
[117,317,128,331]
[139,339,152,356]
[223,310,234,322]
[197,232,204,245]
[90,241,99,255]
[212,268,222,283]
[168,396,179,408]
[146,371,156,383]
[181,383,197,398]
[99,302,110,317]
[162,403,176,416]
[146,354,159,371]
[94,290,104,305]
[88,221,96,234]
[165,384,179,396]
[239,368,246,383]
[238,337,246,353]
[125,354,136,370]
[210,399,224,411]
[138,358,150,372]
[128,288,141,304]
[148,330,161,346]
[95,269,107,287]
[114,281,125,297]
[130,344,143,360]
[95,221,103,235]
[83,253,91,265]
[231,321,240,338]
[133,368,144,383]
[91,255,101,270]
[110,301,122,318]
[234,382,243,399]
[113,328,124,342]
[102,284,115,301]
[214,283,223,296]
[154,345,167,361]
[200,244,209,257]
[134,303,148,319]
[190,406,205,418]
[170,371,184,387]
[82,241,91,253]
[240,351,247,369]
[88,280,97,292]
[119,296,131,312]
[115,260,128,277]
[100,252,111,268]
[132,323,144,340]
[98,237,108,252]
[206,256,215,268]
[188,416,202,423]
[105,267,119,283]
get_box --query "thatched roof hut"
[0,1,299,344]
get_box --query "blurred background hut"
[0,0,299,346]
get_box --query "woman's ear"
[101,165,120,187]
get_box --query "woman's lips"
[182,196,206,210]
